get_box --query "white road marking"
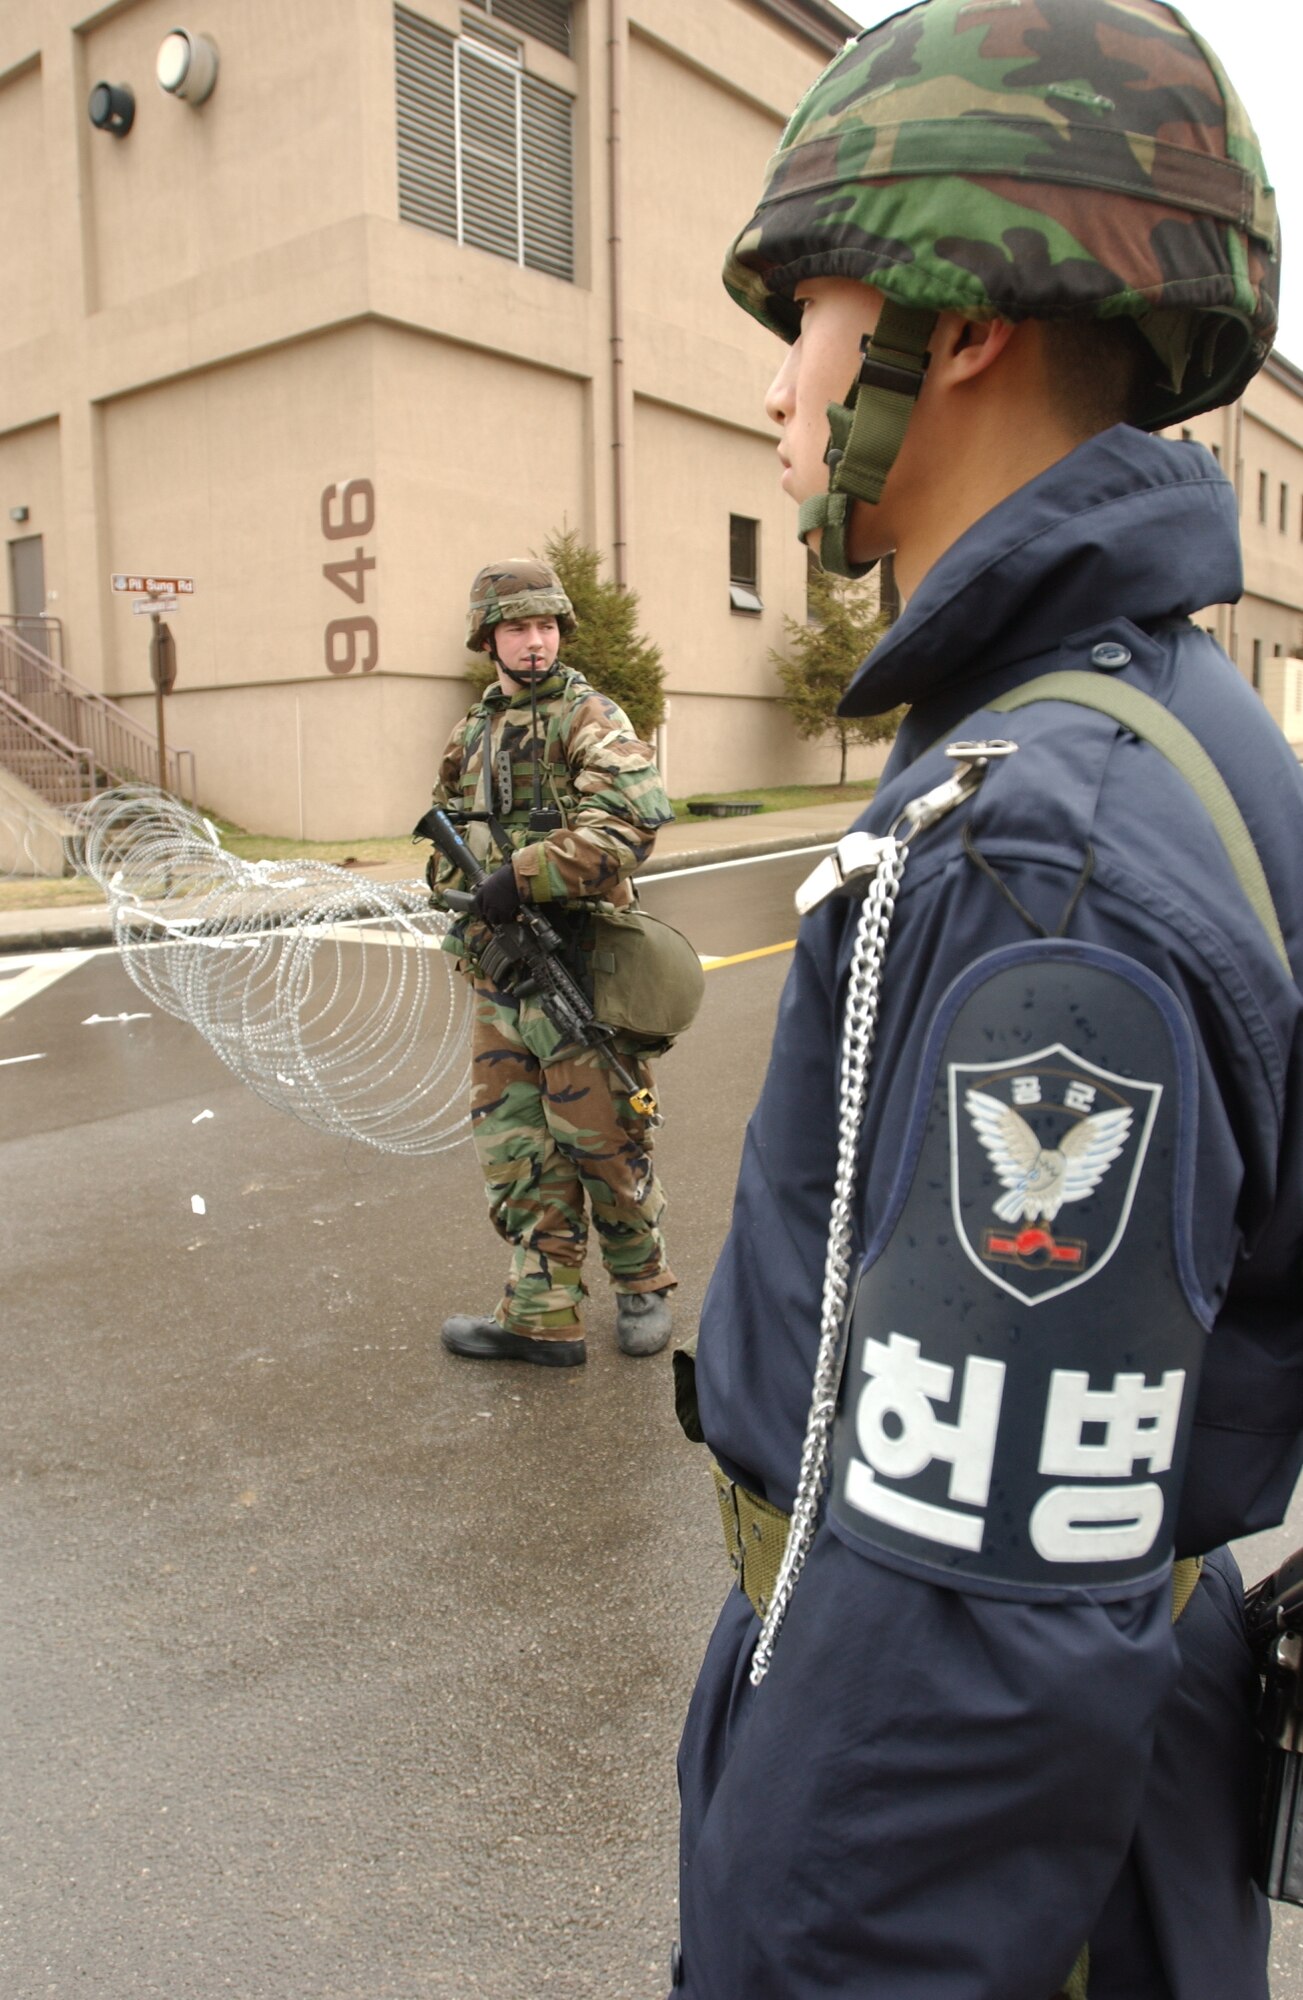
[0,951,92,1021]
[83,1012,151,1025]
[641,842,836,886]
[0,1052,46,1067]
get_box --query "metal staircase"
[0,615,197,807]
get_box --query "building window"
[395,5,574,282]
[729,516,762,613]
[1275,643,1284,657]
[1258,471,1268,523]
[1252,638,1263,687]
[466,0,570,55]
[1282,484,1290,533]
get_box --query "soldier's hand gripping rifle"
[413,806,659,1123]
[1245,1545,1303,1903]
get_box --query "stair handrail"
[0,686,95,804]
[0,623,197,804]
[0,612,64,668]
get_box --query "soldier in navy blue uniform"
[672,4,1301,1996]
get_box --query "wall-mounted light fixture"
[9,506,30,524]
[156,30,219,105]
[88,81,136,136]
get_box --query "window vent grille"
[521,73,574,280]
[459,47,521,263]
[396,4,573,281]
[467,0,571,57]
[460,11,522,60]
[396,7,457,241]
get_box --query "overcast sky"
[832,1,1301,364]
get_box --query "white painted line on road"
[83,1011,151,1025]
[191,1195,207,1215]
[0,1052,46,1066]
[192,1108,214,1123]
[0,951,92,1020]
[643,842,836,886]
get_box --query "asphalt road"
[3,851,1301,1998]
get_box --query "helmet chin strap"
[489,633,550,687]
[800,298,937,579]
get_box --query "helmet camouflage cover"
[466,558,575,652]
[723,0,1280,427]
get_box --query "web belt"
[712,1458,1202,1628]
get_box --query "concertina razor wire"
[69,787,472,1155]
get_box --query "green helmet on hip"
[466,559,575,653]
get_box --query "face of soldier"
[765,277,911,573]
[493,616,560,693]
[766,275,1066,597]
[767,279,881,506]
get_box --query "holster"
[1248,1548,1303,1903]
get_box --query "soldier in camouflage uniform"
[673,4,1299,1997]
[431,559,677,1368]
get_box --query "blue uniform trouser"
[676,1546,1270,1998]
[1086,1547,1270,1999]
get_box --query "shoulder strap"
[987,671,1289,973]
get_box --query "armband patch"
[829,942,1206,1599]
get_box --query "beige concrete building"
[1167,350,1303,753]
[4,0,1302,843]
[0,0,869,841]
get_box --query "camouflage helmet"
[723,0,1280,569]
[465,558,575,652]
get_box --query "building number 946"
[320,480,377,674]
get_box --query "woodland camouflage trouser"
[469,973,676,1338]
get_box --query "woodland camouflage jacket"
[429,665,672,956]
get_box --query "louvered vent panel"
[460,11,522,60]
[522,74,573,280]
[395,7,457,240]
[469,0,570,56]
[459,49,520,262]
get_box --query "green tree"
[468,528,667,741]
[769,567,900,782]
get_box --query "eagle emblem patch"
[948,1046,1162,1306]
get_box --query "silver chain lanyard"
[749,741,1017,1688]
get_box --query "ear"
[929,311,1020,388]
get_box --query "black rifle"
[412,806,658,1121]
[1246,1545,1303,1903]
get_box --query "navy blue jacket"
[677,429,1303,1998]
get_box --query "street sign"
[132,596,178,615]
[111,574,195,595]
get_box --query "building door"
[8,534,48,660]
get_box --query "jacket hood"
[839,427,1243,718]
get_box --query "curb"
[1,918,116,954]
[0,828,840,957]
[638,827,837,877]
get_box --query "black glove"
[473,863,521,926]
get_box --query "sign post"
[111,575,193,792]
[150,618,177,788]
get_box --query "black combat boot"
[440,1314,586,1367]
